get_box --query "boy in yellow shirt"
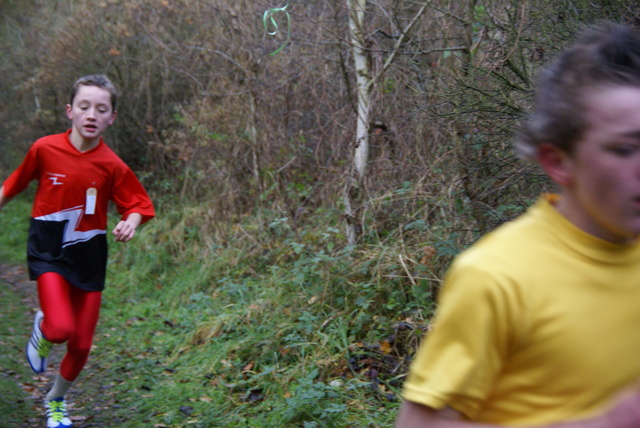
[396,22,640,427]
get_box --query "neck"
[553,194,637,244]
[69,130,100,153]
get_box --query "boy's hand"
[112,213,142,242]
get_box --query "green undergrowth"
[95,196,450,427]
[0,189,476,427]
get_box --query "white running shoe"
[26,310,52,373]
[45,397,72,428]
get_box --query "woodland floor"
[0,263,124,427]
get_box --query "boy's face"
[66,84,116,145]
[551,85,640,243]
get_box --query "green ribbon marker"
[263,4,291,55]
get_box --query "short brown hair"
[516,22,640,161]
[69,74,118,111]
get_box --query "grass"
[0,190,451,427]
[94,198,440,427]
[0,192,42,425]
[0,274,37,426]
[0,191,31,263]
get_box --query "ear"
[537,143,573,186]
[65,104,72,120]
[108,110,117,126]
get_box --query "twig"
[398,254,417,287]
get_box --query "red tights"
[37,272,102,381]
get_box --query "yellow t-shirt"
[402,195,640,426]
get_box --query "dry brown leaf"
[380,340,392,354]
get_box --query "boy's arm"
[112,213,142,242]
[396,392,640,428]
[395,401,467,428]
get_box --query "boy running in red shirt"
[0,74,155,428]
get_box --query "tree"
[343,0,371,246]
[343,0,426,246]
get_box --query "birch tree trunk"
[343,0,427,246]
[344,0,373,246]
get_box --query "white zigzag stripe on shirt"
[34,206,106,248]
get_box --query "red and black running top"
[2,130,155,291]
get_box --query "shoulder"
[24,133,70,161]
[31,132,68,149]
[97,142,124,159]
[455,207,552,273]
[441,203,559,307]
[95,143,130,168]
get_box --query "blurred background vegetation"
[1,1,639,426]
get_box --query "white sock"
[45,374,74,401]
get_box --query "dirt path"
[0,263,118,427]
[0,263,43,426]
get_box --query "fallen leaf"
[380,340,392,354]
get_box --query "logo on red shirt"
[47,173,66,186]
